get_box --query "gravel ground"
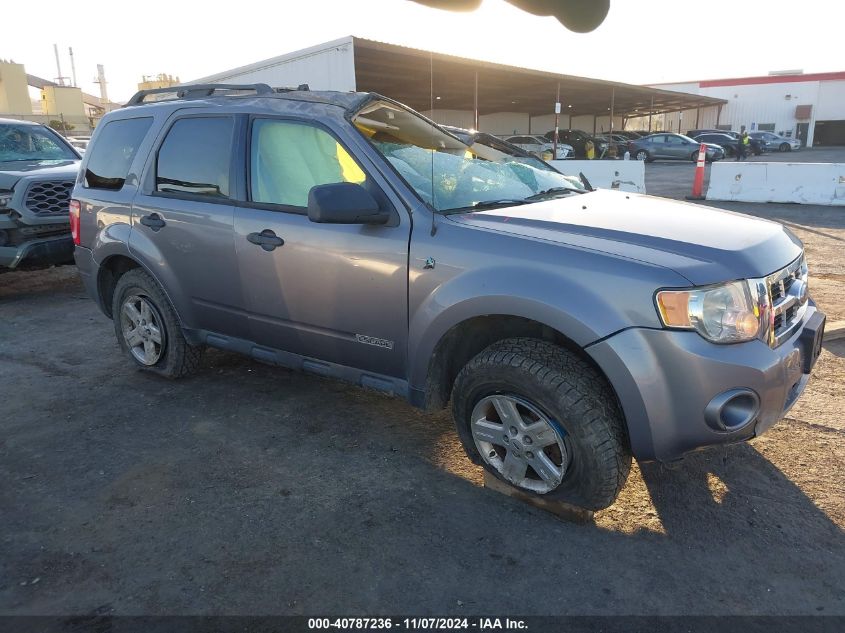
[1,198,843,617]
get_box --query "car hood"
[0,159,80,190]
[447,189,802,285]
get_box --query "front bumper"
[0,234,74,269]
[588,304,824,462]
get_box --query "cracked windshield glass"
[354,100,583,213]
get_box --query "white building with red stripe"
[639,71,845,148]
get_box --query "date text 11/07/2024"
[307,618,528,630]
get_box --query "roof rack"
[125,83,274,106]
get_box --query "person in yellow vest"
[736,129,750,161]
[585,138,595,160]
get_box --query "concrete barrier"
[549,159,646,194]
[706,162,845,206]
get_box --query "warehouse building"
[191,36,723,138]
[642,71,845,147]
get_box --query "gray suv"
[72,84,826,510]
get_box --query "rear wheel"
[112,268,203,378]
[451,338,631,510]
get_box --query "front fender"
[407,264,655,391]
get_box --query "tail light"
[69,199,81,246]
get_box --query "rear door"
[649,134,669,158]
[233,117,411,379]
[130,112,247,337]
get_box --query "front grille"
[766,254,808,347]
[24,180,74,216]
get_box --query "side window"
[84,117,153,190]
[156,117,233,198]
[250,120,366,209]
[652,135,666,144]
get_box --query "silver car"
[749,131,801,152]
[505,134,572,160]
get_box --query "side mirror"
[307,182,389,225]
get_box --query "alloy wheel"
[120,295,165,366]
[470,394,571,494]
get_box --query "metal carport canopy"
[351,37,725,119]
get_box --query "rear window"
[85,117,153,190]
[156,117,233,198]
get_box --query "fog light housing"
[704,388,760,432]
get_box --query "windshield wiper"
[443,199,530,213]
[523,186,584,201]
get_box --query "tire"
[690,151,700,162]
[635,150,650,162]
[111,268,203,378]
[779,142,790,152]
[451,338,632,510]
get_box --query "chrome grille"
[24,180,74,216]
[766,254,809,347]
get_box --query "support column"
[648,96,654,132]
[473,71,479,131]
[610,88,615,135]
[553,80,561,157]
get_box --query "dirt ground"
[1,199,843,617]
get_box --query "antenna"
[429,50,437,237]
[68,47,77,87]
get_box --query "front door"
[233,118,410,379]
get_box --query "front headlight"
[656,280,761,343]
[0,190,12,208]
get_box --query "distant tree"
[48,120,75,132]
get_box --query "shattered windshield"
[0,123,77,162]
[353,101,583,213]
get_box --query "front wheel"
[635,150,650,161]
[451,338,632,510]
[112,268,204,378]
[779,142,790,152]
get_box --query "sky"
[3,0,842,104]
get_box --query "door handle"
[247,229,285,251]
[140,213,166,231]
